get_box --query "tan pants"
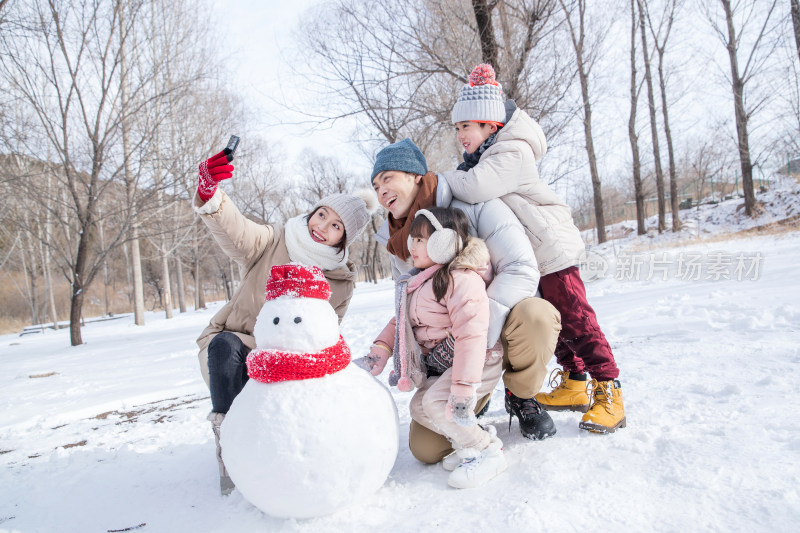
[409,297,561,464]
[409,354,503,452]
[501,297,561,398]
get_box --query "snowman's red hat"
[265,263,331,302]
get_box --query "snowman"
[221,263,398,519]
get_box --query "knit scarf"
[284,214,349,271]
[457,131,498,171]
[390,264,443,391]
[386,171,438,261]
[246,335,351,384]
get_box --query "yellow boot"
[534,369,591,413]
[579,379,626,433]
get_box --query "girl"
[361,207,506,489]
[193,148,376,494]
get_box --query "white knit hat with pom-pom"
[313,189,378,248]
[451,64,506,125]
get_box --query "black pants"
[208,332,251,414]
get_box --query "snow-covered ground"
[2,188,799,533]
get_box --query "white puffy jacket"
[441,104,585,275]
[376,176,540,348]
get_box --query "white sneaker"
[443,427,497,471]
[442,451,461,472]
[447,436,507,489]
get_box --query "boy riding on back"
[441,64,626,434]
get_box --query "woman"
[193,149,376,494]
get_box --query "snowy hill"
[1,185,799,532]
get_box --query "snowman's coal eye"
[294,317,302,324]
[273,317,279,325]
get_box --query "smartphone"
[224,135,240,159]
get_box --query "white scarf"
[284,215,349,271]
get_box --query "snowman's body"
[221,269,398,519]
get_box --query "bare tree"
[297,0,573,161]
[119,1,147,326]
[644,0,682,231]
[707,0,781,216]
[629,0,646,235]
[685,131,732,207]
[297,151,354,203]
[792,0,800,63]
[637,0,666,233]
[558,0,607,242]
[0,0,232,343]
[472,0,500,68]
[0,1,149,345]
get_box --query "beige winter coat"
[193,189,357,386]
[441,106,585,275]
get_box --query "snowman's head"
[254,296,339,352]
[252,264,341,352]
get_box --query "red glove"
[197,150,234,201]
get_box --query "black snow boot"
[476,398,491,418]
[505,388,556,440]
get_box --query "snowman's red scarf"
[246,335,351,384]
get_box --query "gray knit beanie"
[451,64,506,124]
[313,189,378,248]
[370,138,428,182]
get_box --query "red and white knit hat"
[451,64,506,125]
[265,263,332,302]
[247,263,350,384]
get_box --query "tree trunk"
[371,241,379,283]
[161,245,173,319]
[229,259,237,296]
[122,241,131,304]
[721,0,756,216]
[69,226,92,346]
[657,56,680,231]
[176,256,187,313]
[221,272,230,301]
[792,0,800,65]
[98,213,111,316]
[198,265,206,309]
[577,67,605,243]
[562,0,606,243]
[648,0,681,231]
[194,223,206,310]
[130,231,146,325]
[43,173,60,329]
[120,5,146,325]
[471,0,499,70]
[20,231,40,326]
[629,0,646,235]
[69,283,85,346]
[42,232,59,329]
[584,109,606,243]
[638,0,666,233]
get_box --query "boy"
[441,64,625,434]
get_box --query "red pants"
[538,266,619,381]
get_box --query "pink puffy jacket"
[374,237,493,396]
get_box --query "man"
[370,138,562,464]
